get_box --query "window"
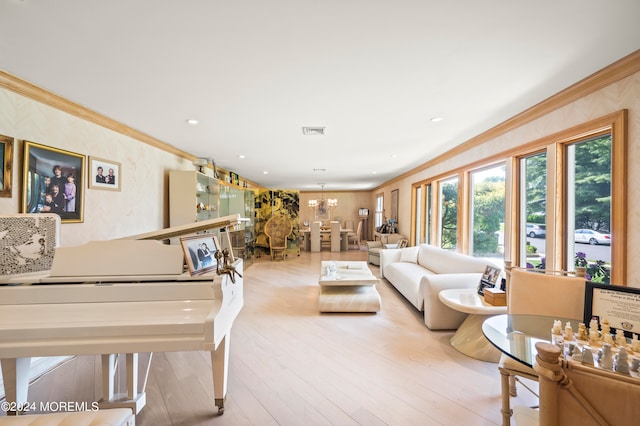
[414,185,422,244]
[470,164,505,262]
[375,194,384,229]
[439,177,458,250]
[565,134,612,283]
[519,152,547,268]
[412,182,432,246]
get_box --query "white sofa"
[380,244,499,330]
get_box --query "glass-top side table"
[482,314,580,368]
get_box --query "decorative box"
[484,288,506,306]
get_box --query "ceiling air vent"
[302,127,325,136]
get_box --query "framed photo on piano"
[180,234,220,275]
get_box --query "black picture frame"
[477,264,501,296]
[584,281,640,338]
[22,141,85,223]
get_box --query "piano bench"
[0,408,134,426]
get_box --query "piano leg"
[211,334,229,415]
[0,357,31,415]
[101,354,117,402]
[98,353,151,415]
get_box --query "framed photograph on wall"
[314,199,330,221]
[390,189,399,222]
[22,141,85,223]
[180,234,220,276]
[89,156,121,191]
[0,134,13,198]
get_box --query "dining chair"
[347,221,362,250]
[499,266,586,426]
[513,341,640,426]
[310,221,321,252]
[330,220,341,252]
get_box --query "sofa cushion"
[383,261,434,309]
[417,244,491,274]
[399,246,420,263]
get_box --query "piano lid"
[121,214,242,241]
[48,240,184,278]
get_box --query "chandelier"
[308,184,337,208]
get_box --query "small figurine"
[215,249,243,283]
[615,329,628,348]
[571,344,583,362]
[631,357,640,372]
[603,333,614,346]
[615,347,630,375]
[577,322,588,341]
[589,329,600,347]
[632,335,640,353]
[552,319,563,336]
[598,343,614,371]
[564,322,574,340]
[582,346,595,365]
[601,319,611,340]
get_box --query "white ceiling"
[1,0,639,190]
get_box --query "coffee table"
[318,261,381,313]
[438,288,507,362]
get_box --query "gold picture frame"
[22,141,85,223]
[0,134,13,198]
[88,156,121,191]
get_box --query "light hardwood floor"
[4,248,537,425]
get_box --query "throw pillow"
[399,246,420,264]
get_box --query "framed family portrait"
[22,141,84,223]
[180,234,220,276]
[0,134,13,198]
[89,156,121,191]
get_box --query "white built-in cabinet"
[169,170,220,227]
[169,170,255,266]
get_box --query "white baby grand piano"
[0,214,244,416]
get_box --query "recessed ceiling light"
[238,154,246,159]
[372,171,377,174]
[391,154,399,158]
[263,171,269,174]
[186,119,199,125]
[430,117,444,123]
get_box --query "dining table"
[299,228,353,252]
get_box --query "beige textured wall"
[299,191,373,238]
[0,87,194,247]
[373,71,640,286]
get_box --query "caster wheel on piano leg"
[218,407,224,415]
